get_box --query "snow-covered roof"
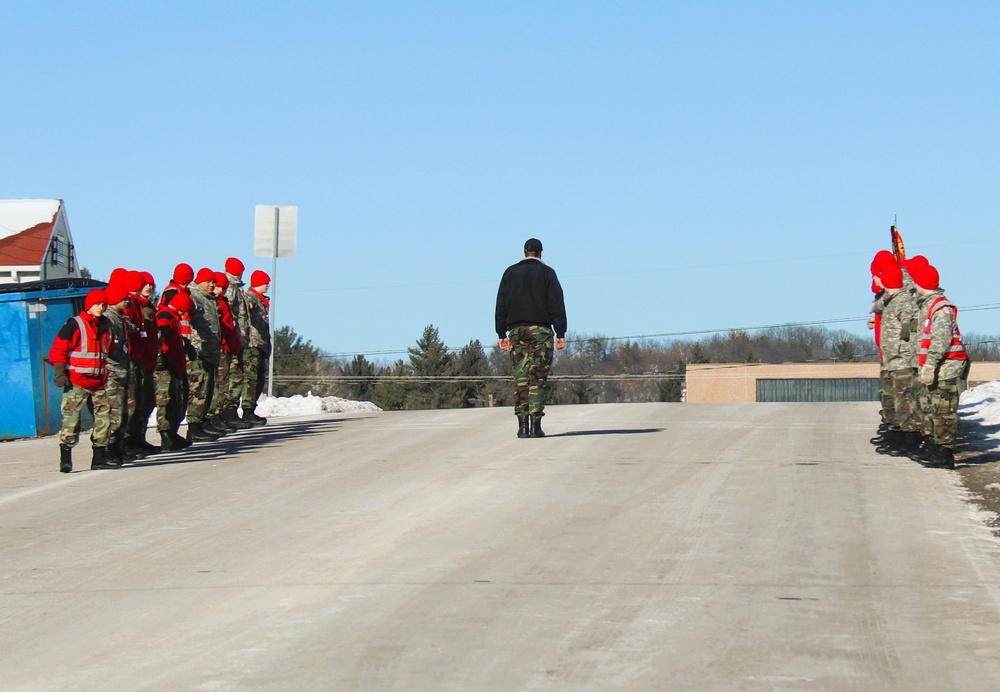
[0,199,63,267]
[0,199,61,240]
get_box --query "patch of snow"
[254,392,381,417]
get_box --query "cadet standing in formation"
[869,249,968,469]
[47,258,271,472]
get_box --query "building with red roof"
[0,199,80,284]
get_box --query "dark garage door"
[757,378,879,402]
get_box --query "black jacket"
[495,257,567,338]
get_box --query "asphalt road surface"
[2,402,999,691]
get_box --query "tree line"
[270,324,1000,410]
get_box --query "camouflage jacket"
[104,306,133,380]
[225,273,252,348]
[187,284,222,365]
[245,288,271,352]
[878,287,919,372]
[916,288,967,381]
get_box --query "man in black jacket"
[495,238,567,438]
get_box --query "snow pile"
[254,393,381,417]
[959,381,1000,450]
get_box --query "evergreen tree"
[272,325,336,397]
[371,359,410,410]
[450,339,490,407]
[407,325,454,409]
[342,354,378,400]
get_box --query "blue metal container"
[0,278,107,439]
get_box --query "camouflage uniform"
[871,291,894,426]
[509,326,555,416]
[60,385,111,447]
[186,284,221,424]
[878,285,919,433]
[243,288,271,412]
[914,288,967,447]
[104,305,132,445]
[225,273,251,409]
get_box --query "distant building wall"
[685,362,1000,403]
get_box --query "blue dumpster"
[0,278,107,439]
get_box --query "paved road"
[1,403,999,690]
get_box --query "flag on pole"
[890,225,906,263]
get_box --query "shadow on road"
[120,418,353,469]
[546,428,664,438]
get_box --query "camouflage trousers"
[127,366,156,441]
[889,368,919,433]
[105,371,128,442]
[210,352,233,417]
[509,325,554,417]
[243,348,268,411]
[186,356,217,424]
[59,385,110,448]
[916,377,961,447]
[155,367,186,433]
[878,367,894,426]
[226,351,246,410]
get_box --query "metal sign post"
[253,205,298,398]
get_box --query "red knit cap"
[903,254,929,272]
[109,267,129,285]
[910,263,940,290]
[214,271,229,289]
[105,284,129,306]
[250,270,270,288]
[870,250,896,276]
[168,291,193,312]
[141,271,155,289]
[195,267,216,284]
[173,263,195,285]
[85,289,108,310]
[125,270,146,293]
[225,257,244,276]
[880,262,903,289]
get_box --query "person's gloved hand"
[53,363,68,388]
[919,366,936,386]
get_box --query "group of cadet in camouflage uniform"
[47,257,272,472]
[869,250,969,469]
[495,238,568,439]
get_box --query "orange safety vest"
[68,315,109,379]
[918,297,967,367]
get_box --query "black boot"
[888,431,919,457]
[517,415,529,439]
[137,436,162,455]
[529,414,545,438]
[222,406,253,430]
[203,416,229,436]
[172,428,192,449]
[913,442,956,469]
[115,438,138,462]
[160,431,182,452]
[105,442,122,465]
[187,421,221,442]
[59,444,72,473]
[91,446,120,470]
[244,409,267,426]
[875,430,902,456]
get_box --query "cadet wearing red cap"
[909,263,968,468]
[103,283,136,463]
[241,270,272,425]
[155,291,194,450]
[208,271,250,431]
[868,250,897,444]
[871,258,922,458]
[123,270,161,457]
[48,289,118,472]
[185,268,224,441]
[223,257,253,427]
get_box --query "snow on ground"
[254,393,381,417]
[959,381,1000,451]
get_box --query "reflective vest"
[918,297,967,366]
[68,315,109,379]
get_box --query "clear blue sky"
[4,2,999,359]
